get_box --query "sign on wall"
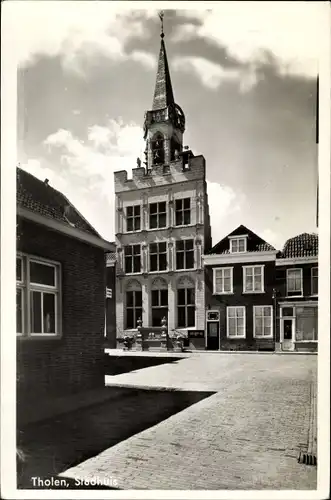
[188,330,205,339]
[207,311,220,322]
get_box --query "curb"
[104,381,213,393]
[105,348,317,356]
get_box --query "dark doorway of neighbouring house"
[283,319,293,340]
[206,322,219,350]
[17,388,214,489]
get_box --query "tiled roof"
[17,167,101,237]
[279,233,318,258]
[209,224,277,255]
[256,243,276,252]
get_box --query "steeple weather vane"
[158,10,164,38]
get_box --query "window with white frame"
[176,239,194,270]
[287,268,303,296]
[126,205,141,232]
[243,265,264,293]
[213,267,233,294]
[175,198,191,226]
[230,237,246,253]
[124,245,141,274]
[311,267,318,296]
[253,306,272,338]
[149,242,167,272]
[149,202,166,229]
[227,306,245,338]
[16,254,61,337]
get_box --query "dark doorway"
[283,319,293,340]
[207,321,219,350]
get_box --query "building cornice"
[276,256,318,266]
[278,300,318,307]
[228,234,249,239]
[18,207,114,251]
[203,251,277,265]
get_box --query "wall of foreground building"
[17,219,106,424]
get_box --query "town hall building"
[114,28,212,346]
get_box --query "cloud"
[172,3,321,78]
[130,50,157,70]
[260,229,280,248]
[7,2,156,73]
[260,228,284,250]
[173,56,257,91]
[21,126,242,245]
[21,119,146,239]
[206,181,244,243]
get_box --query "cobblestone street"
[62,353,317,490]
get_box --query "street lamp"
[272,288,277,347]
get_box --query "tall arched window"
[126,280,142,329]
[151,133,164,165]
[151,278,168,327]
[177,277,195,328]
[170,137,181,161]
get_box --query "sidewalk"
[105,348,317,357]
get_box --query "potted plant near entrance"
[123,335,134,351]
[171,330,185,352]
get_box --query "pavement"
[61,353,317,490]
[18,388,212,488]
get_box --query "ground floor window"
[227,306,245,338]
[16,254,61,337]
[253,306,273,338]
[177,287,195,328]
[151,289,168,326]
[126,290,142,329]
[295,306,318,341]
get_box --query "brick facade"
[204,228,318,353]
[275,262,318,352]
[17,218,106,419]
[205,260,276,351]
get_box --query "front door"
[282,318,294,351]
[207,322,219,350]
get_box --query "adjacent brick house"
[204,225,277,351]
[275,233,318,352]
[16,168,115,424]
[114,31,212,349]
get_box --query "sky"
[12,1,322,250]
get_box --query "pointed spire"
[152,12,175,111]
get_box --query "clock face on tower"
[175,104,185,130]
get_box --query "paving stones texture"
[62,353,317,490]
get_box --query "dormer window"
[229,237,247,253]
[151,133,164,165]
